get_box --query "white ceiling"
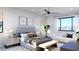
[16,7,79,16]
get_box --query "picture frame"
[28,18,32,25]
[19,16,27,26]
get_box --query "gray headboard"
[14,26,36,34]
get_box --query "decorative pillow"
[20,34,27,38]
[27,32,37,38]
[66,33,73,38]
[20,34,29,42]
[27,33,34,37]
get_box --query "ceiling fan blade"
[50,12,59,14]
[43,8,59,15]
[44,9,51,14]
[42,13,48,16]
[44,9,48,12]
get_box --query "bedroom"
[0,7,79,51]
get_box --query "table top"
[60,41,79,51]
[5,38,20,46]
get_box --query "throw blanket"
[29,37,52,45]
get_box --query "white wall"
[45,14,79,37]
[3,7,79,37]
[3,8,45,33]
[44,16,57,37]
[45,16,57,34]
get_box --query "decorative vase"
[44,25,50,38]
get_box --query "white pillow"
[20,38,25,42]
[20,34,28,42]
[20,34,27,38]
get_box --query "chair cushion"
[0,38,5,49]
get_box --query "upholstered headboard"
[13,26,36,37]
[14,26,36,33]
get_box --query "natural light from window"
[56,17,77,31]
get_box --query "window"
[57,16,75,31]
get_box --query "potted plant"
[44,25,50,37]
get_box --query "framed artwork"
[19,16,27,26]
[28,18,32,25]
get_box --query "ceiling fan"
[42,8,58,16]
[44,9,51,14]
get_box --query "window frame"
[0,21,3,33]
[58,16,74,32]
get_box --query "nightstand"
[4,37,20,48]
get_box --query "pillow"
[20,34,29,42]
[20,34,27,38]
[66,33,73,38]
[27,32,37,38]
[27,33,34,37]
[20,38,25,42]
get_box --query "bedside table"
[4,37,20,48]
